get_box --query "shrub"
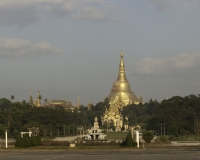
[23,135,31,147]
[123,131,134,147]
[15,134,41,148]
[35,135,41,145]
[30,136,37,146]
[142,131,154,142]
[15,136,25,147]
[159,136,168,143]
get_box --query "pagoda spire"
[139,94,143,102]
[77,96,80,110]
[37,90,42,107]
[107,51,143,105]
[117,50,128,82]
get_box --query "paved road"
[1,147,200,160]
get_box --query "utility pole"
[163,122,166,136]
[161,123,163,136]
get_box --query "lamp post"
[5,129,7,149]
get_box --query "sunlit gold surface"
[107,52,143,106]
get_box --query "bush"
[159,136,168,143]
[41,140,70,146]
[15,136,25,147]
[123,131,134,147]
[23,135,31,147]
[37,135,41,145]
[15,134,41,148]
[142,131,153,142]
[30,136,37,146]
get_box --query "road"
[0,147,200,160]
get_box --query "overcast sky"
[0,0,200,105]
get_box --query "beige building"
[107,51,143,106]
[43,99,75,111]
[101,100,123,131]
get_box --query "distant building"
[87,102,93,110]
[101,99,124,132]
[43,99,75,111]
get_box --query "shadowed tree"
[11,95,14,102]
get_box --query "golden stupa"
[107,51,143,106]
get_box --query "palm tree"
[44,99,47,104]
[11,95,14,102]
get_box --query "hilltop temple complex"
[107,51,143,106]
[28,91,78,111]
[101,51,143,131]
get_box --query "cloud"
[135,53,200,74]
[76,46,88,52]
[0,0,126,27]
[171,53,200,69]
[0,37,62,58]
[149,0,200,12]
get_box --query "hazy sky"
[0,0,200,105]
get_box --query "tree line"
[0,94,199,138]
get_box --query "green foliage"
[30,136,37,146]
[123,132,134,147]
[36,135,41,145]
[106,132,127,140]
[11,95,14,101]
[122,102,155,126]
[0,124,5,137]
[0,95,199,138]
[23,134,31,147]
[15,136,25,147]
[168,125,179,136]
[159,136,169,143]
[143,131,154,142]
[15,134,41,148]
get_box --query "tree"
[194,117,200,134]
[142,131,153,142]
[0,124,5,137]
[123,131,134,147]
[44,99,47,104]
[11,95,14,102]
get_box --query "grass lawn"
[106,132,127,140]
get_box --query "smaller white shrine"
[84,117,106,140]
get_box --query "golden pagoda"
[107,51,143,106]
[34,90,42,107]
